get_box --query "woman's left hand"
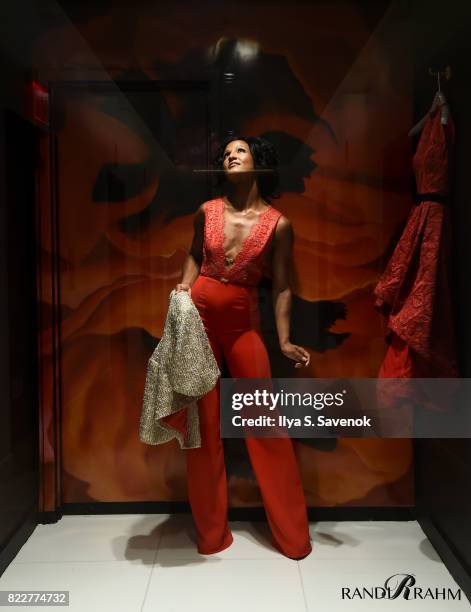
[280,341,311,368]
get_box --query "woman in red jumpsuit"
[175,135,312,560]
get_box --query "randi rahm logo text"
[341,573,461,601]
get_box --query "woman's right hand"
[280,341,310,368]
[175,283,191,295]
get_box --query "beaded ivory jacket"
[139,289,220,449]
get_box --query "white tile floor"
[0,515,470,611]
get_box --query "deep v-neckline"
[219,197,272,271]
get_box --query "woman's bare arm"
[176,205,205,291]
[271,216,310,367]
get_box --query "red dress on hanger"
[374,105,458,406]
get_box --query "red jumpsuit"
[186,197,311,559]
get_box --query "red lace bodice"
[413,106,455,195]
[199,197,282,286]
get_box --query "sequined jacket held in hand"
[139,289,220,449]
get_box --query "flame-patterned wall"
[35,1,414,510]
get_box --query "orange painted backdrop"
[35,1,414,510]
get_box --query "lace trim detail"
[200,197,281,284]
[201,199,226,278]
[226,206,281,283]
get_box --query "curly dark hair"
[212,135,280,201]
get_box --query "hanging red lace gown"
[374,105,458,405]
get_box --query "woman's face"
[222,140,254,176]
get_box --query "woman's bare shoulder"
[265,201,289,223]
[274,213,292,233]
[192,205,205,232]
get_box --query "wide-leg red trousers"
[186,274,311,559]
